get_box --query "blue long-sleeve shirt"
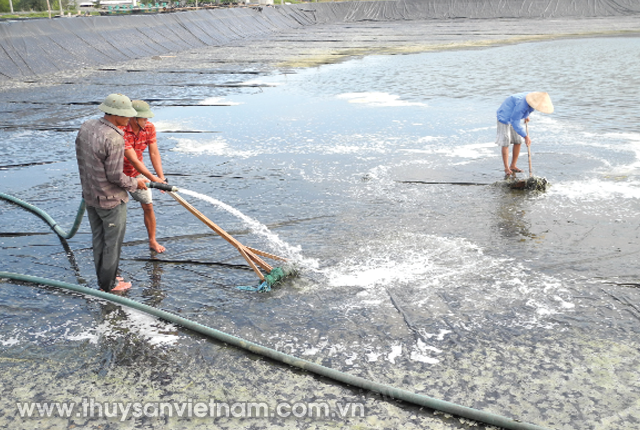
[496,92,534,137]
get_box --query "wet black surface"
[1,14,640,430]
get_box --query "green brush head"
[264,265,298,287]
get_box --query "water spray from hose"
[145,182,299,291]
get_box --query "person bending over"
[496,92,554,177]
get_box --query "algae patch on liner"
[276,32,631,69]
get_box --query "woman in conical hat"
[496,92,553,177]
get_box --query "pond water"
[1,36,640,429]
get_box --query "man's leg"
[86,206,106,285]
[141,202,165,253]
[501,146,512,175]
[511,144,522,170]
[91,203,128,291]
[497,121,512,175]
[508,124,524,172]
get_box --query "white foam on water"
[410,339,442,364]
[1,320,87,346]
[416,136,445,143]
[345,352,358,366]
[283,336,435,365]
[198,96,242,106]
[179,189,319,270]
[320,234,574,332]
[1,307,179,347]
[323,142,387,155]
[467,126,494,133]
[93,307,180,346]
[321,133,400,156]
[602,131,640,173]
[387,344,403,364]
[152,119,192,131]
[64,328,99,343]
[168,136,258,158]
[326,255,426,288]
[366,351,382,362]
[301,347,320,356]
[549,178,640,200]
[400,138,494,164]
[322,235,485,290]
[5,129,39,139]
[0,336,20,346]
[337,92,426,107]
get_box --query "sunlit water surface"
[1,36,640,429]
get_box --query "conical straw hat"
[526,92,554,114]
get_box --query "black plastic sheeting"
[1,0,639,81]
[305,0,640,23]
[0,6,313,80]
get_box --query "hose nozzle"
[146,182,178,192]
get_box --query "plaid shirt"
[122,122,157,178]
[75,118,137,209]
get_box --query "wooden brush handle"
[526,122,533,177]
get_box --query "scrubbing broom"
[508,123,550,191]
[147,182,297,291]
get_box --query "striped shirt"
[75,117,138,209]
[122,122,156,178]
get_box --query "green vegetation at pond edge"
[0,10,100,18]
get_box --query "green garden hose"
[0,192,551,430]
[0,271,551,430]
[0,191,85,239]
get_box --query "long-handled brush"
[508,123,550,191]
[147,182,296,291]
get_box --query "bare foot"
[111,280,132,292]
[150,241,166,253]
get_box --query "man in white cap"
[496,92,554,177]
[75,94,147,293]
[122,100,167,253]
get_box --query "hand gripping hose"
[145,181,179,192]
[0,271,551,430]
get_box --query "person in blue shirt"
[496,92,554,177]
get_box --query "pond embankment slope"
[1,0,640,82]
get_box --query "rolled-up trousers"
[86,202,127,292]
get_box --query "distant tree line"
[0,0,71,12]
